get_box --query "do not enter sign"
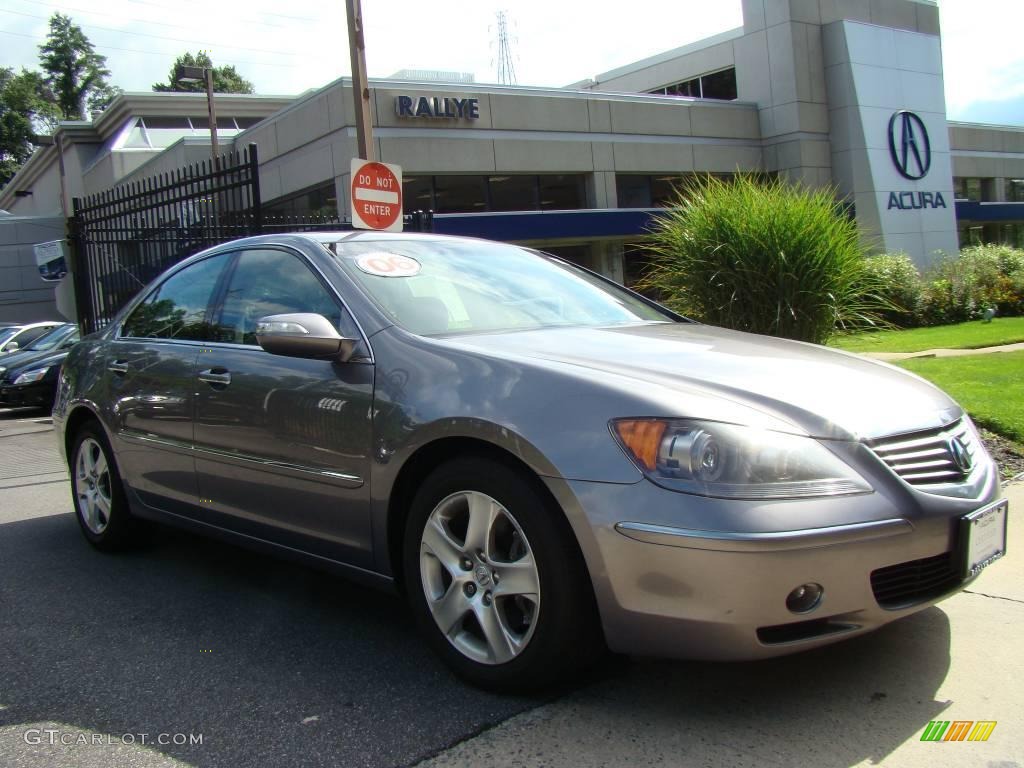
[350,158,403,232]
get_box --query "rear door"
[192,246,375,567]
[106,252,232,514]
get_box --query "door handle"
[108,360,129,376]
[198,368,231,386]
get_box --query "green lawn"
[895,351,1024,443]
[831,317,1024,353]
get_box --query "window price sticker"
[354,252,422,277]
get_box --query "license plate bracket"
[960,499,1009,579]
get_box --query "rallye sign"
[395,95,480,120]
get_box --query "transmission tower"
[495,11,517,85]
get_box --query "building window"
[489,175,538,211]
[263,182,337,217]
[648,67,737,101]
[538,175,585,210]
[1007,179,1024,202]
[401,174,587,214]
[616,175,653,208]
[434,176,488,213]
[616,173,735,208]
[403,176,434,212]
[950,177,991,201]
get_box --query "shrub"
[860,252,923,327]
[639,174,890,344]
[918,244,1024,324]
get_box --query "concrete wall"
[238,80,763,220]
[950,123,1024,189]
[2,144,96,218]
[0,216,65,323]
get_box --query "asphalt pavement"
[0,407,1020,768]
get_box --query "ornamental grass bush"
[639,174,891,344]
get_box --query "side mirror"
[6,341,18,351]
[255,313,358,362]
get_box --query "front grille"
[868,419,978,486]
[870,552,962,609]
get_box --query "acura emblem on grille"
[947,435,973,473]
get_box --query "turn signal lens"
[612,419,667,472]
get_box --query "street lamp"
[175,64,219,167]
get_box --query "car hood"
[444,322,960,441]
[0,346,65,371]
[2,349,69,377]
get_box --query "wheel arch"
[63,403,108,466]
[384,436,596,605]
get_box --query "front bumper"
[0,380,55,408]
[545,465,1004,661]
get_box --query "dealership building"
[2,0,1024,319]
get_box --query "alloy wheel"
[74,437,113,535]
[419,490,541,665]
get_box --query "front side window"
[122,253,230,340]
[211,249,345,345]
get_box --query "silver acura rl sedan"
[55,232,1008,690]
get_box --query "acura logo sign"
[947,435,973,474]
[888,111,931,180]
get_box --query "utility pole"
[204,68,220,167]
[346,0,375,161]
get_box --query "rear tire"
[403,456,602,692]
[70,423,146,551]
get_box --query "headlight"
[13,367,49,385]
[611,418,872,499]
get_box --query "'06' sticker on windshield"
[355,252,422,277]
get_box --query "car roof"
[12,321,62,330]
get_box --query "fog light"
[786,583,823,614]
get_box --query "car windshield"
[0,327,18,345]
[331,239,672,336]
[25,324,72,352]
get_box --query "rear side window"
[122,253,230,340]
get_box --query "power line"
[0,29,300,69]
[121,0,320,24]
[10,0,320,32]
[0,8,298,57]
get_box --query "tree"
[0,67,59,187]
[152,52,255,94]
[38,13,119,120]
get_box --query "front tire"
[403,457,601,691]
[70,423,144,551]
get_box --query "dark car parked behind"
[0,323,80,410]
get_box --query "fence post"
[248,143,263,234]
[67,198,95,335]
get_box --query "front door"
[192,247,375,568]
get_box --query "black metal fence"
[70,144,264,334]
[69,141,437,334]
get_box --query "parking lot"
[0,408,1021,768]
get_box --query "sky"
[1,0,1022,125]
